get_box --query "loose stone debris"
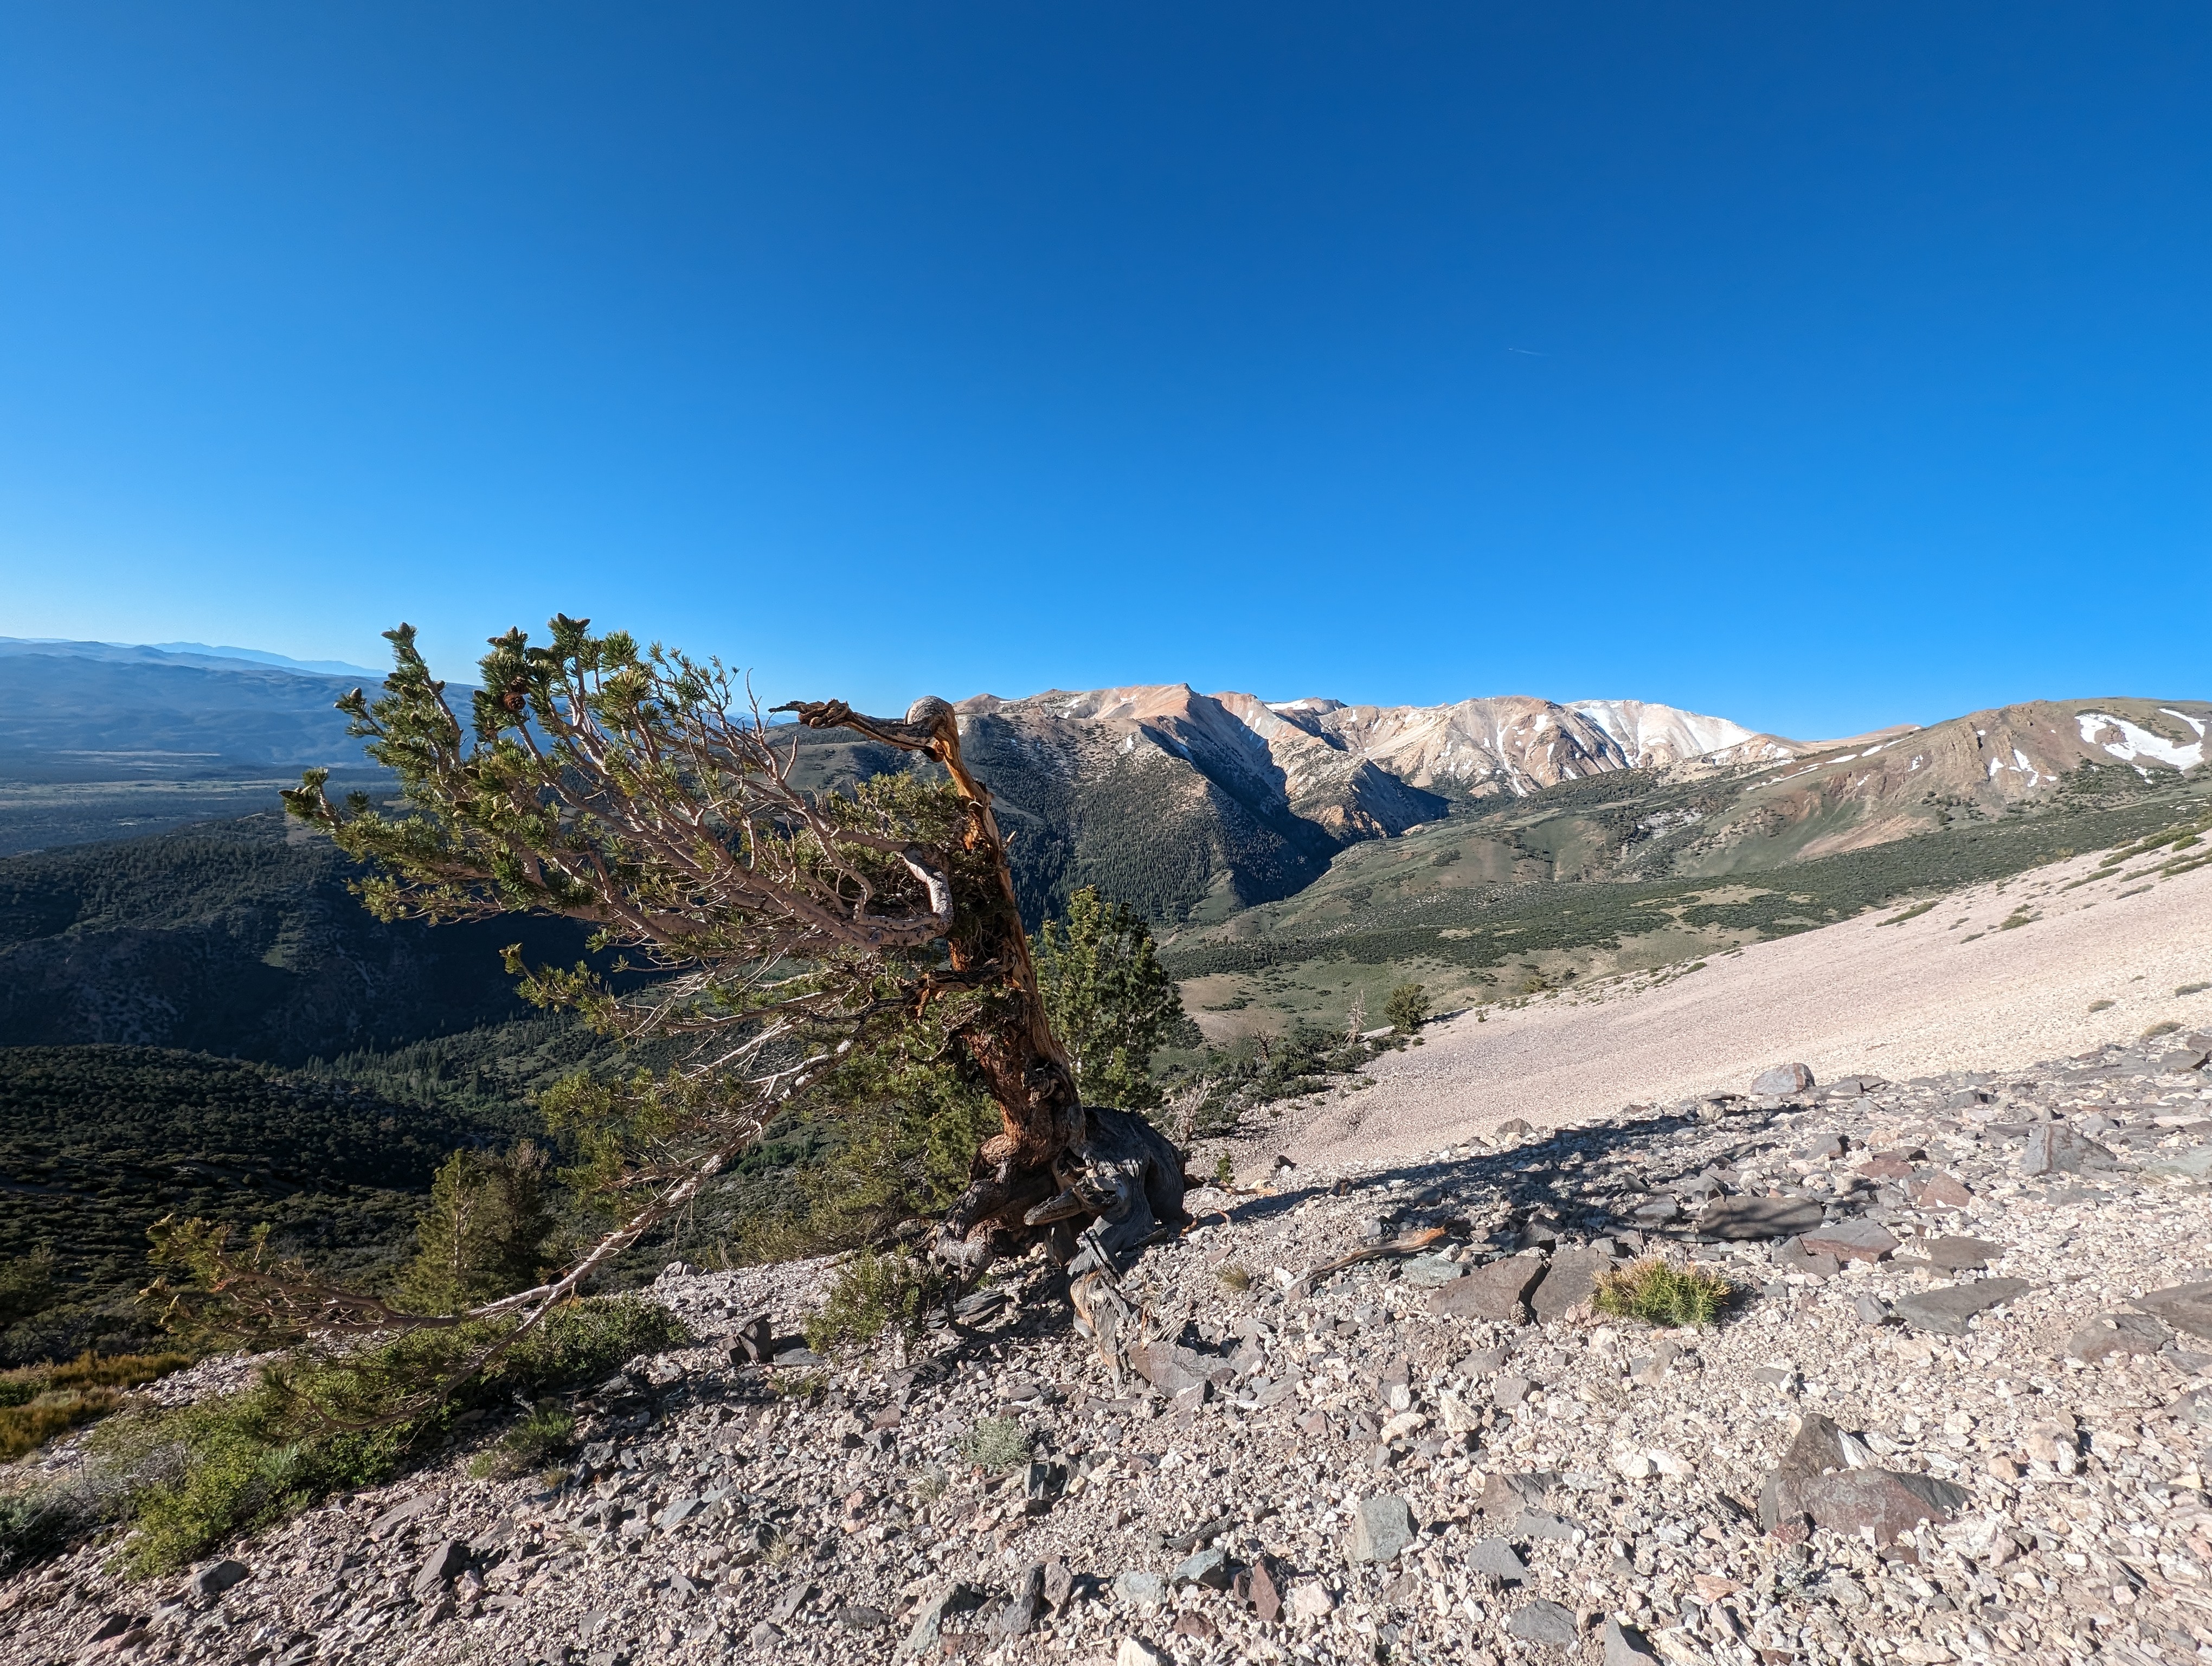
[5,1032,2212,1665]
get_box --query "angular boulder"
[1798,1220,1899,1264]
[1341,1494,1417,1565]
[1698,1196,1824,1241]
[2065,1312,2170,1363]
[2021,1124,2109,1176]
[1429,1256,1546,1323]
[1751,1063,1816,1096]
[2134,1281,2212,1341]
[1786,1469,1968,1547]
[1891,1278,2029,1337]
[1529,1246,1613,1322]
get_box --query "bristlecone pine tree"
[183,618,1184,1376]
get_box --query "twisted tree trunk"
[781,697,1175,1279]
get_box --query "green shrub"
[2144,1021,2183,1040]
[0,1251,58,1331]
[395,1142,562,1315]
[957,1415,1031,1473]
[805,1251,944,1353]
[1594,1259,1734,1328]
[2088,999,2115,1013]
[83,1295,681,1577]
[468,1404,575,1480]
[1384,983,1431,1034]
[2177,983,2210,998]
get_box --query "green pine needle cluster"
[1031,886,1184,1109]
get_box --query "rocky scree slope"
[11,1037,2212,1666]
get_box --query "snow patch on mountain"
[1566,698,1795,767]
[2076,710,2204,771]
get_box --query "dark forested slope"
[0,812,593,1061]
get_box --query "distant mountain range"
[2,637,2204,925]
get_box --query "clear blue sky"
[2,5,2206,739]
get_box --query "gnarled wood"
[777,695,1099,1275]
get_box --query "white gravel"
[1270,846,2212,1171]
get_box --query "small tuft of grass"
[957,1415,1032,1473]
[467,1404,576,1481]
[1212,1152,1234,1189]
[2143,1021,2183,1040]
[907,1463,949,1505]
[2088,999,2115,1013]
[1215,1263,1251,1293]
[1997,910,2035,931]
[1594,1258,1735,1329]
[1878,901,1937,927]
[2178,983,2210,997]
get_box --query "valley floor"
[1264,847,2212,1171]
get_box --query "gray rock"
[837,1604,891,1631]
[988,1566,1044,1637]
[1854,1295,1892,1325]
[1784,1469,1969,1547]
[190,1561,250,1600]
[771,1347,825,1368]
[411,1539,471,1595]
[1697,1196,1824,1240]
[1917,1236,1999,1272]
[1797,1219,1899,1263]
[1429,1256,1546,1322]
[1465,1539,1527,1582]
[2136,1281,2212,1341]
[898,1582,981,1656]
[1605,1617,1663,1666]
[1891,1278,2030,1336]
[1400,1254,1465,1289]
[2021,1124,2108,1176]
[1529,1246,1612,1321]
[368,1492,441,1539]
[1128,1341,1229,1398]
[1114,1570,1168,1608]
[2065,1311,2171,1362]
[750,1622,783,1650]
[1171,1547,1231,1590]
[1342,1494,1418,1564]
[770,1581,815,1625]
[1752,1063,1816,1096]
[731,1313,773,1364]
[1513,1509,1578,1541]
[1776,1238,1841,1279]
[1508,1598,1581,1646]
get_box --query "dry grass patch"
[0,1352,191,1462]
